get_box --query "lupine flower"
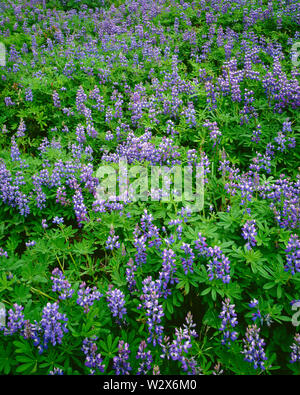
[140,210,161,247]
[284,234,300,275]
[194,232,208,256]
[205,81,217,110]
[11,136,21,162]
[168,218,182,226]
[212,363,224,375]
[125,258,137,293]
[105,226,120,250]
[25,88,33,102]
[4,97,15,106]
[39,303,68,350]
[133,228,147,266]
[249,299,259,308]
[206,246,231,283]
[106,286,127,324]
[176,225,183,240]
[76,86,87,114]
[77,282,103,313]
[136,340,153,375]
[16,119,26,138]
[241,324,267,370]
[113,341,132,375]
[249,152,271,175]
[274,122,295,152]
[199,152,211,184]
[139,276,164,346]
[240,89,257,124]
[75,124,86,143]
[1,125,8,134]
[183,312,198,339]
[290,334,300,363]
[203,120,222,146]
[252,124,262,143]
[242,220,257,250]
[52,90,61,108]
[51,268,74,300]
[1,304,24,336]
[22,319,41,348]
[182,102,196,128]
[0,248,8,258]
[56,186,69,206]
[49,367,63,375]
[161,312,198,373]
[52,216,64,225]
[259,175,299,230]
[25,240,36,247]
[177,207,192,223]
[180,243,195,275]
[82,337,105,374]
[219,299,238,346]
[105,130,114,141]
[73,188,89,226]
[166,119,178,136]
[159,249,177,298]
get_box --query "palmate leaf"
[0,343,16,374]
[99,333,120,358]
[202,308,220,329]
[12,284,31,304]
[11,339,39,374]
[72,238,97,256]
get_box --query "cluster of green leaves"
[0,0,299,375]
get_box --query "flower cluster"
[136,340,153,375]
[241,220,257,250]
[0,248,8,258]
[219,299,238,346]
[50,268,74,300]
[1,304,25,336]
[82,337,105,375]
[105,226,121,251]
[125,258,137,293]
[241,324,268,370]
[290,334,300,363]
[249,299,262,323]
[203,120,222,146]
[39,303,68,351]
[161,312,198,374]
[76,282,103,313]
[159,249,177,298]
[139,276,164,346]
[49,367,63,375]
[73,189,89,226]
[205,246,231,284]
[113,341,132,375]
[284,234,300,275]
[180,243,195,275]
[106,286,127,324]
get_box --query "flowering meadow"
[0,0,299,376]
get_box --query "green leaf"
[263,282,276,290]
[16,363,35,373]
[200,287,211,296]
